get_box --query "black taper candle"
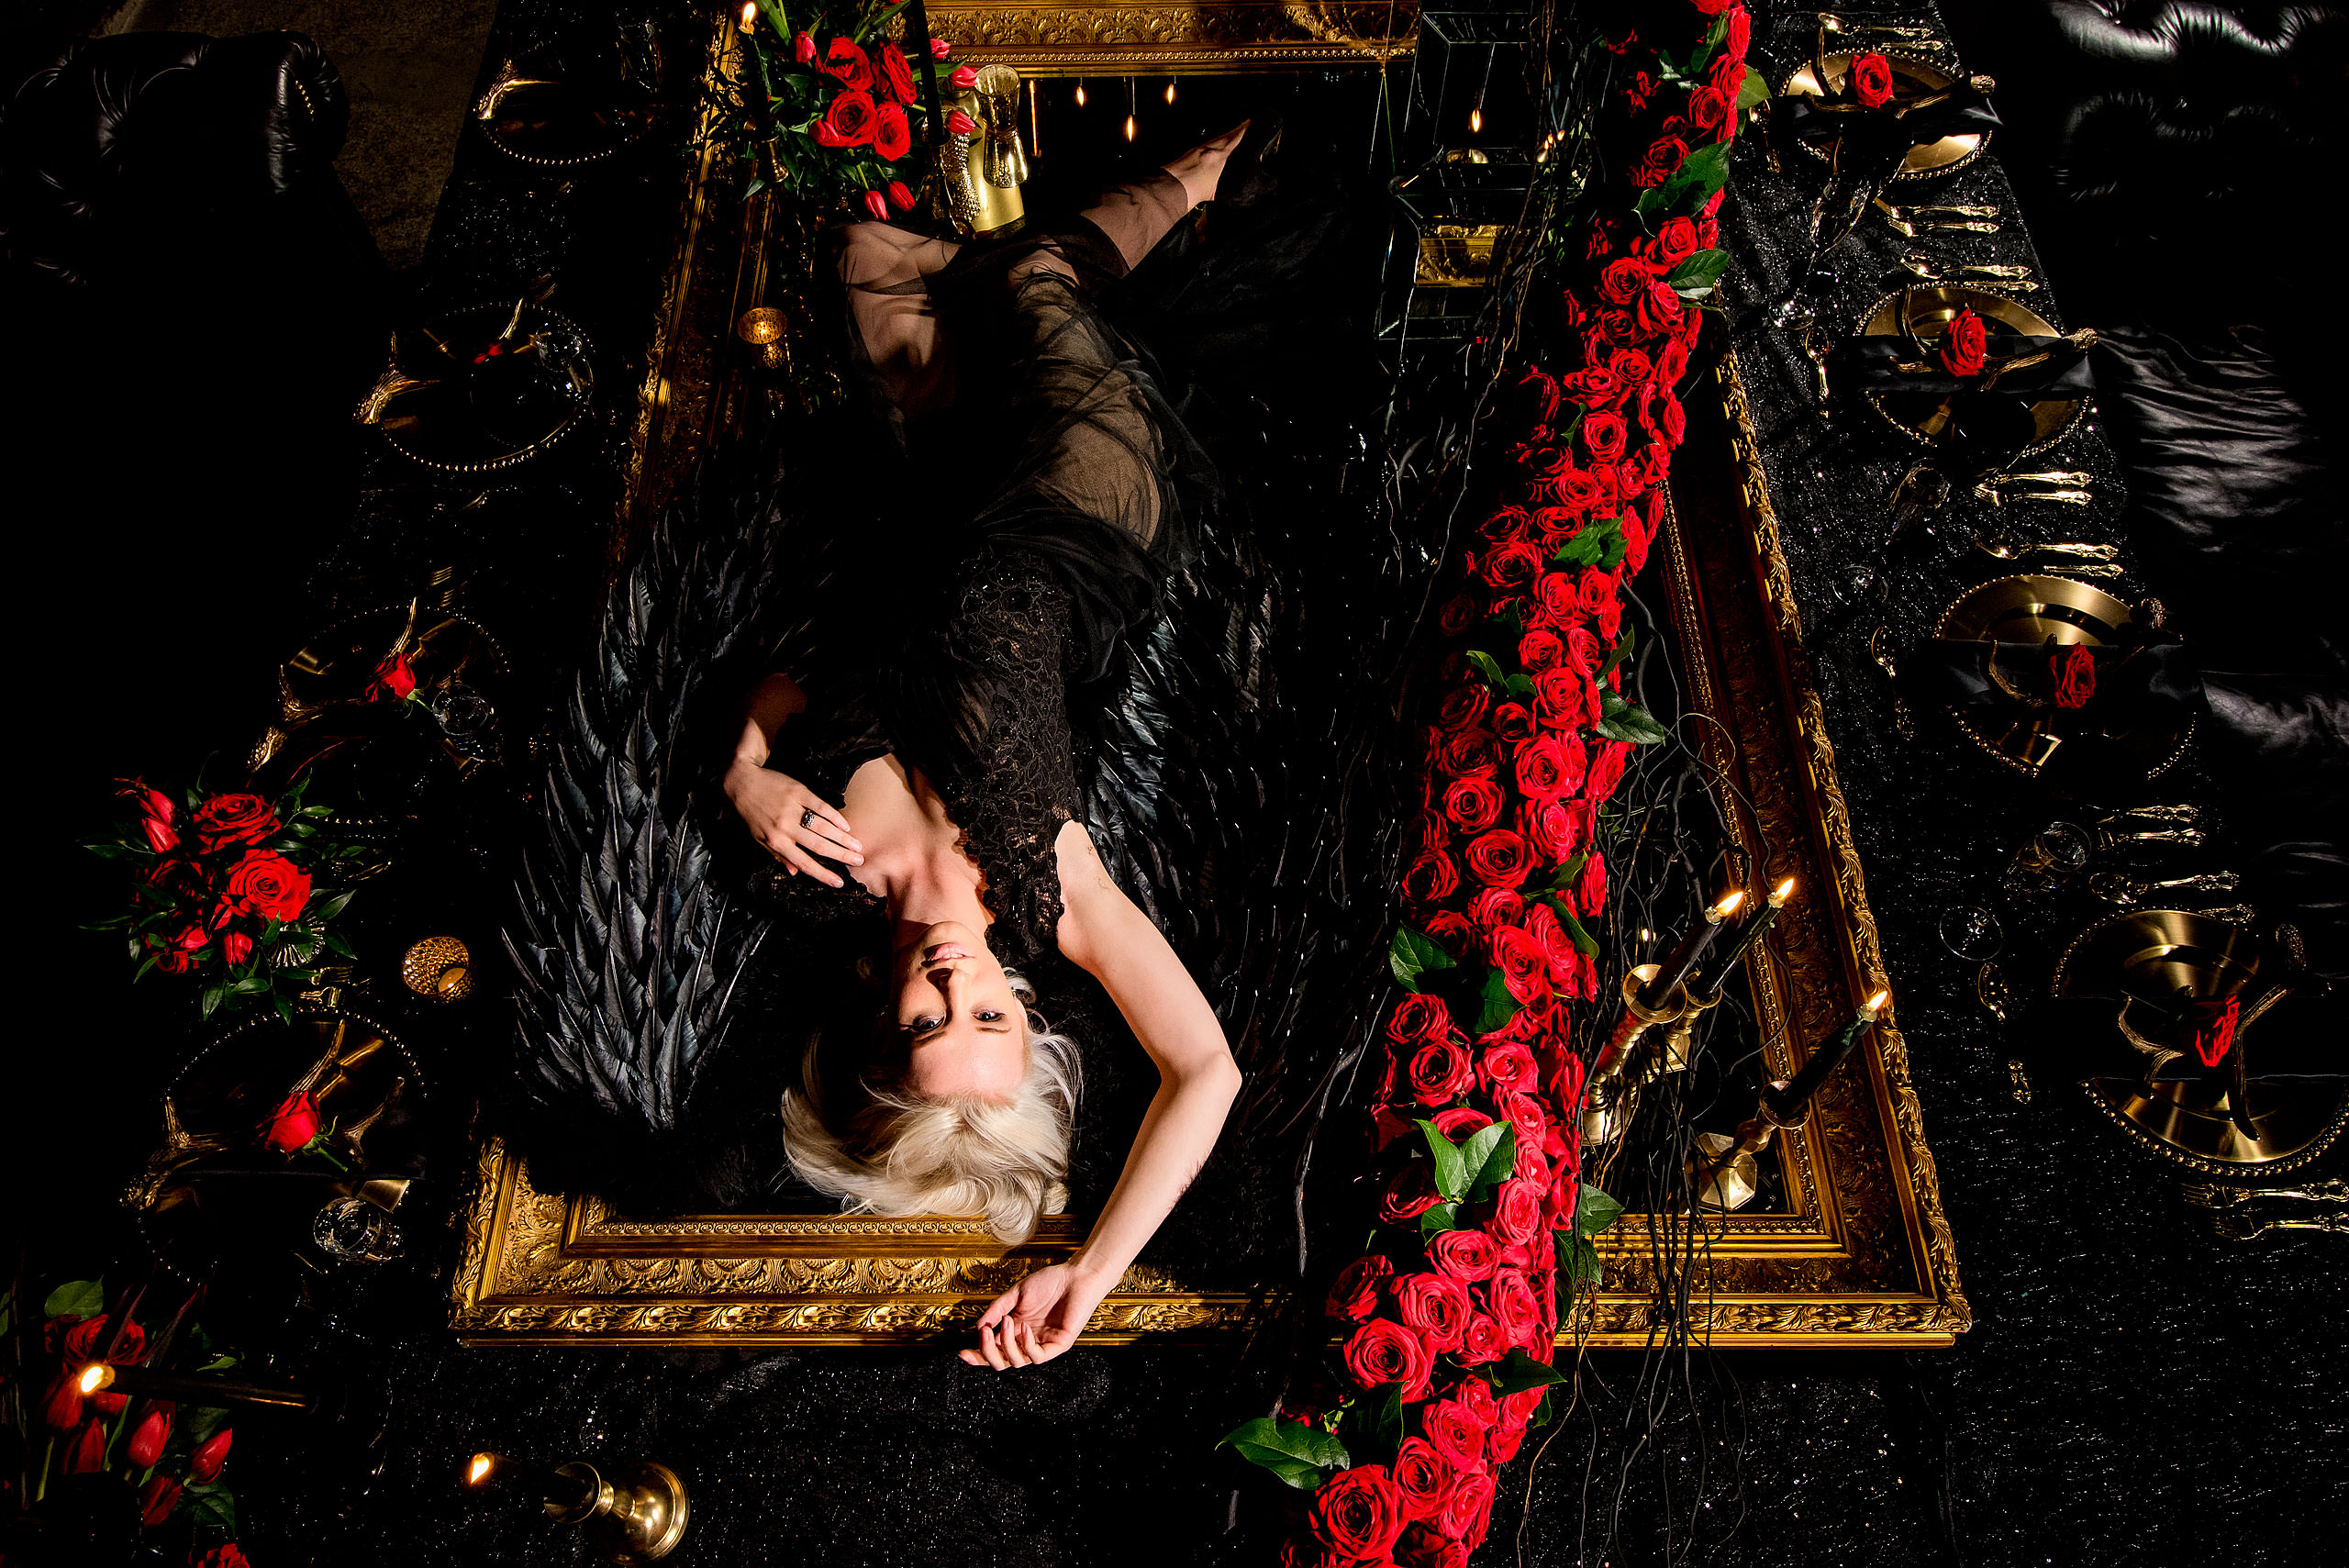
[1764,990,1888,1122]
[79,1362,309,1412]
[1639,890,1745,1008]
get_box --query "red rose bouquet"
[719,0,964,217]
[1224,1,1744,1561]
[90,772,361,1020]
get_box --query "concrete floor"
[107,0,497,269]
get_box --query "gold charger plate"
[1859,285,2086,456]
[377,304,594,474]
[1778,50,1987,180]
[1932,573,2192,777]
[2055,911,2349,1173]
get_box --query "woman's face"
[889,920,1026,1100]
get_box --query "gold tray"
[1858,285,2086,457]
[2056,910,2349,1173]
[1778,50,1987,180]
[377,304,595,474]
[1933,573,2192,777]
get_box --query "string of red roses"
[1225,5,1751,1565]
[736,1,970,217]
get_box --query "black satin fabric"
[1843,333,2098,399]
[1908,634,2199,717]
[1776,83,2001,147]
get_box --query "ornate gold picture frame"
[461,11,1965,1351]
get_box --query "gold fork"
[1878,200,1999,219]
[2206,1210,2348,1240]
[1881,213,2000,238]
[2182,1177,2349,1208]
[1869,626,1914,740]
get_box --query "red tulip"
[946,108,974,136]
[38,1371,83,1432]
[930,38,952,60]
[887,180,914,212]
[793,29,816,63]
[221,929,254,966]
[196,1546,251,1568]
[949,64,978,89]
[92,1387,130,1416]
[62,1418,106,1473]
[262,1091,323,1152]
[139,1474,183,1529]
[117,779,179,852]
[128,1405,173,1468]
[190,1426,234,1483]
[863,189,889,220]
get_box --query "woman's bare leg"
[1074,120,1251,272]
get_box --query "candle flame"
[738,2,756,30]
[1164,82,1176,105]
[1124,114,1137,142]
[1863,989,1890,1017]
[76,1363,110,1396]
[1639,929,1654,943]
[1769,877,1797,906]
[467,1452,496,1485]
[1470,106,1484,135]
[1709,891,1746,921]
[1074,82,1086,106]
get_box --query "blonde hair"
[781,969,1080,1244]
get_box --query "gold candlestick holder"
[468,1452,689,1562]
[1581,963,1698,1146]
[1689,1080,1804,1210]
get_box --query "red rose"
[873,101,912,161]
[1420,1398,1488,1471]
[62,1418,106,1473]
[1579,409,1628,463]
[368,649,417,703]
[1687,84,1731,136]
[1313,1463,1408,1560]
[1586,740,1631,800]
[1383,1167,1444,1230]
[1387,993,1453,1046]
[1328,1255,1393,1321]
[1443,776,1506,833]
[219,929,253,966]
[1724,6,1751,65]
[1598,306,1641,345]
[262,1090,322,1153]
[1609,348,1654,394]
[1344,1318,1432,1400]
[1940,306,1987,377]
[1431,1106,1491,1140]
[63,1314,147,1366]
[1551,467,1603,515]
[1401,1525,1473,1568]
[1491,701,1536,743]
[1577,567,1618,619]
[1458,1311,1506,1366]
[1390,1437,1454,1522]
[815,89,877,148]
[946,107,977,136]
[1491,1176,1544,1245]
[1467,887,1523,929]
[1531,571,1578,627]
[879,41,917,103]
[1478,540,1545,593]
[1710,53,1748,106]
[1402,850,1461,906]
[155,923,209,973]
[1438,594,1479,635]
[1408,1036,1476,1106]
[117,780,178,852]
[1438,728,1499,780]
[888,180,915,212]
[1430,1227,1499,1283]
[1635,136,1689,188]
[197,1548,252,1568]
[1438,684,1492,733]
[1597,257,1652,306]
[1423,910,1475,955]
[1523,797,1593,862]
[223,849,310,923]
[1849,51,1895,108]
[128,1405,172,1468]
[1652,217,1699,269]
[1558,626,1600,677]
[1481,505,1534,543]
[1488,926,1550,1005]
[1501,1091,1549,1160]
[1481,1039,1539,1096]
[1518,630,1564,673]
[1533,667,1590,729]
[2052,642,2097,708]
[1562,363,1618,408]
[822,36,874,91]
[193,793,279,851]
[1395,1271,1474,1353]
[1487,1266,1543,1350]
[1463,829,1534,890]
[139,1473,181,1529]
[1576,852,1608,917]
[1637,278,1687,337]
[190,1425,233,1483]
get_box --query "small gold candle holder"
[735,306,790,372]
[1688,1084,1806,1211]
[401,934,474,1002]
[467,1451,690,1563]
[1580,963,1688,1146]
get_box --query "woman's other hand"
[723,759,863,886]
[958,1260,1113,1370]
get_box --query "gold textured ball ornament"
[401,935,474,1002]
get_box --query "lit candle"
[79,1362,309,1412]
[1765,989,1890,1120]
[737,5,775,139]
[1698,877,1796,994]
[1641,890,1744,1007]
[465,1451,598,1516]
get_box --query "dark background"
[7,1,2343,1565]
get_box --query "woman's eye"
[911,1016,943,1032]
[975,1010,1004,1023]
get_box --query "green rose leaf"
[1559,1228,1603,1291]
[1419,1200,1464,1242]
[1634,140,1732,221]
[311,890,354,922]
[1554,906,1602,959]
[1416,1119,1472,1200]
[1389,926,1457,993]
[1576,1183,1627,1237]
[1467,1123,1517,1203]
[1340,1382,1407,1465]
[43,1278,105,1319]
[1596,688,1674,746]
[1736,66,1773,112]
[1465,650,1510,690]
[1505,672,1537,701]
[1598,622,1637,679]
[1486,1347,1570,1396]
[1220,1417,1351,1491]
[1553,516,1623,568]
[1668,248,1732,301]
[1473,964,1522,1037]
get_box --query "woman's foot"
[1163,120,1249,208]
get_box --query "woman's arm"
[722,673,863,884]
[962,824,1241,1370]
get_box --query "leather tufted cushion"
[2,29,362,287]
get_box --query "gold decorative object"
[2055,910,2348,1173]
[473,48,659,169]
[937,64,1030,238]
[1415,224,1501,287]
[734,306,790,373]
[1932,573,2193,778]
[925,1,1414,72]
[1776,50,1990,180]
[1579,963,1690,1146]
[471,349,1966,1350]
[468,1451,690,1563]
[371,303,595,474]
[1857,285,2086,456]
[402,935,476,1002]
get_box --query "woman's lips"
[924,943,972,964]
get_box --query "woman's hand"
[723,758,863,886]
[958,1260,1113,1370]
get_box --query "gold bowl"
[1858,285,2086,456]
[1777,50,1988,180]
[2056,910,2347,1173]
[1933,573,2192,777]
